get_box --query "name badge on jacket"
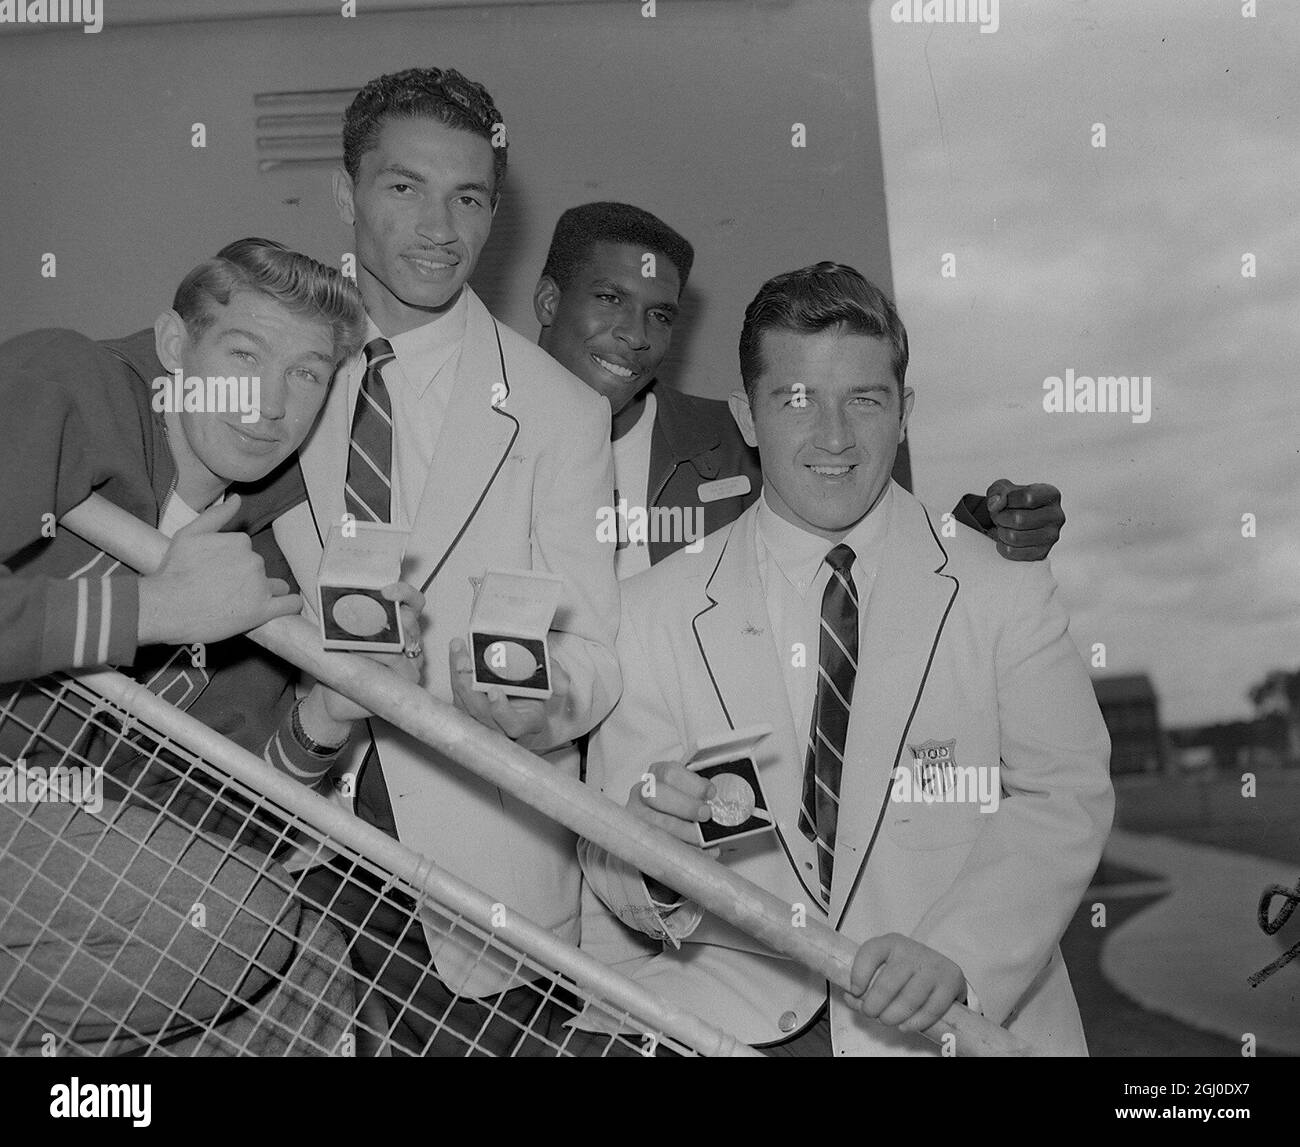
[698,475,752,503]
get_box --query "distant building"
[1092,674,1165,776]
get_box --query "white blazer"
[580,484,1113,1054]
[276,289,621,996]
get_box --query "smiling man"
[0,236,385,1053]
[534,202,1068,579]
[0,237,361,703]
[274,68,622,1056]
[0,237,401,790]
[534,203,760,577]
[578,262,1114,1057]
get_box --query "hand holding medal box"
[317,522,410,653]
[468,569,563,700]
[685,724,774,847]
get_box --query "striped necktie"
[797,543,859,905]
[344,337,396,524]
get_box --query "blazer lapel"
[831,487,959,926]
[691,507,823,908]
[404,289,518,593]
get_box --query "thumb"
[256,592,304,623]
[984,478,1014,514]
[177,492,242,537]
[850,936,887,994]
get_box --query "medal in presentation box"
[468,569,562,700]
[685,724,774,846]
[317,522,410,653]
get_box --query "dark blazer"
[646,380,762,566]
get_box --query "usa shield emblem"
[907,739,957,797]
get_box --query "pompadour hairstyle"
[738,261,909,400]
[342,67,506,205]
[172,237,367,365]
[541,201,694,291]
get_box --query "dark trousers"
[1,799,300,1054]
[296,859,579,1057]
[558,1028,684,1057]
[567,1012,831,1058]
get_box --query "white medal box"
[317,522,409,653]
[468,569,562,700]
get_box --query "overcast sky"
[869,0,1299,727]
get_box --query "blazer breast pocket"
[883,741,999,851]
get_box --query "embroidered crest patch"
[907,739,957,797]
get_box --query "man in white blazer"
[274,68,620,1055]
[579,262,1114,1056]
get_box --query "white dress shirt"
[611,391,657,581]
[755,482,893,761]
[752,484,981,1013]
[351,289,469,527]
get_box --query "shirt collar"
[756,482,894,597]
[364,287,469,398]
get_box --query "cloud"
[872,0,1300,724]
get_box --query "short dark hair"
[342,67,506,205]
[739,262,909,400]
[541,202,695,292]
[172,237,367,365]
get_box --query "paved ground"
[1095,830,1299,1055]
[1058,773,1300,1059]
[1063,886,1245,1056]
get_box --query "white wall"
[0,0,892,407]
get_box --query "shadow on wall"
[469,177,531,322]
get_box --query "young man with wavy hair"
[0,237,415,1054]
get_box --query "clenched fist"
[846,933,965,1034]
